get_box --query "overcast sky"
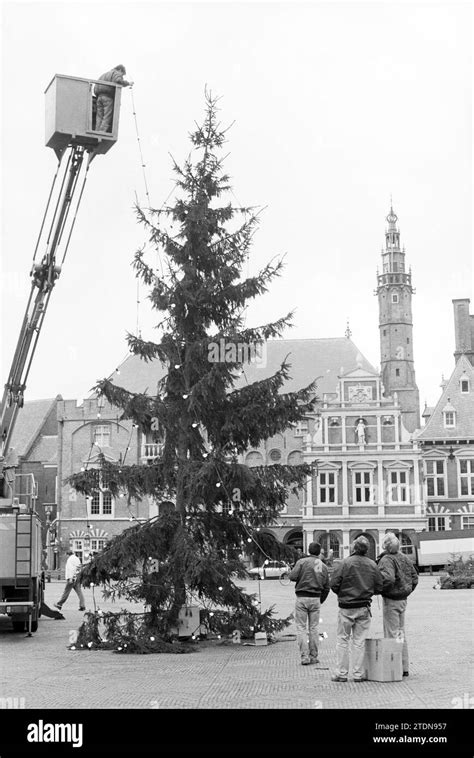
[1,1,472,414]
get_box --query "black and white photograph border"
[0,0,472,755]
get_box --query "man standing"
[330,536,383,682]
[289,542,330,665]
[377,532,419,677]
[95,65,133,133]
[55,551,86,612]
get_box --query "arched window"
[245,451,264,467]
[287,450,304,466]
[268,449,282,463]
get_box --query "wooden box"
[363,638,403,682]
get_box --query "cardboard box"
[364,638,403,682]
[254,632,267,646]
[170,605,201,638]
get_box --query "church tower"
[376,204,420,432]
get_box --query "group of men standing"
[289,533,418,681]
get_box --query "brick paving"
[0,575,472,709]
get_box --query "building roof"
[8,398,58,458]
[27,435,58,464]
[417,355,474,441]
[109,338,377,398]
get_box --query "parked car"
[247,560,291,580]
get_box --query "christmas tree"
[69,92,317,646]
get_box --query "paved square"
[0,575,472,709]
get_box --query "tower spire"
[375,204,420,432]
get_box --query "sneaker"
[78,607,86,611]
[353,676,368,682]
[310,658,320,664]
[54,603,62,610]
[301,658,311,665]
[331,674,348,682]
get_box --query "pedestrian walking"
[289,542,330,665]
[330,535,383,682]
[94,64,133,132]
[376,532,419,677]
[55,551,86,612]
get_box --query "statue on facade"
[355,418,366,445]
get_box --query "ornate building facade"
[297,205,425,560]
[300,366,425,561]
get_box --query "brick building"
[56,397,157,567]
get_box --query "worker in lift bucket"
[94,64,133,133]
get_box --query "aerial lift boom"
[1,73,123,464]
[0,73,124,634]
[1,145,89,457]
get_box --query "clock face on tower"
[348,384,373,403]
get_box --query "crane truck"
[0,73,124,634]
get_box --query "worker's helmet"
[115,64,126,74]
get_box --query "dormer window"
[442,397,456,428]
[460,379,470,393]
[444,411,455,428]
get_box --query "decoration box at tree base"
[169,605,202,638]
[363,638,403,682]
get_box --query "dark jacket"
[289,556,330,603]
[95,68,130,98]
[376,551,419,600]
[330,554,383,608]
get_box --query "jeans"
[295,596,320,661]
[335,606,371,679]
[96,95,114,132]
[383,597,409,672]
[57,579,85,609]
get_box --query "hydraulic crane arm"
[1,145,91,459]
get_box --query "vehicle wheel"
[12,620,26,632]
[279,572,290,585]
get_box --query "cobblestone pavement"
[0,576,472,709]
